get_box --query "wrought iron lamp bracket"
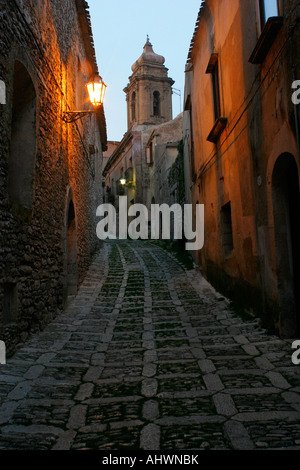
[62,110,96,123]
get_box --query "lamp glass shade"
[120,178,126,186]
[87,75,107,108]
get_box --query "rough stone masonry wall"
[0,0,104,355]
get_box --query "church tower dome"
[131,36,165,72]
[124,37,174,128]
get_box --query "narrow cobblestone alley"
[0,241,300,450]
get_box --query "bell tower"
[124,37,174,128]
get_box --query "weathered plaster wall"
[184,0,300,335]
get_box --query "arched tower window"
[131,91,136,121]
[8,61,36,209]
[153,91,160,117]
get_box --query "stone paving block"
[143,364,157,378]
[142,379,158,397]
[144,324,154,332]
[213,393,238,416]
[52,430,76,450]
[224,420,255,450]
[0,401,20,425]
[242,344,260,356]
[144,350,157,363]
[198,359,216,374]
[143,332,154,341]
[234,335,249,345]
[255,356,275,370]
[140,423,160,450]
[156,415,226,426]
[83,367,104,382]
[185,327,198,338]
[143,340,156,350]
[67,405,87,430]
[110,419,144,430]
[203,374,224,391]
[24,365,45,380]
[75,383,94,401]
[1,424,63,436]
[7,381,32,401]
[233,410,300,422]
[96,343,109,352]
[282,391,300,404]
[143,400,159,421]
[36,353,56,364]
[266,371,291,390]
[91,353,105,366]
[190,348,206,359]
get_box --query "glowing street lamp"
[87,74,107,108]
[120,178,126,186]
[63,73,107,123]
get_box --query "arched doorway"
[64,198,78,303]
[8,61,36,209]
[272,153,300,337]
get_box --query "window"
[221,202,234,255]
[250,0,282,63]
[258,0,279,30]
[184,95,196,180]
[206,54,227,142]
[206,54,221,121]
[153,91,160,117]
[211,64,221,121]
[131,92,136,121]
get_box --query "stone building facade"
[147,113,183,208]
[103,141,120,174]
[0,0,107,354]
[104,38,182,215]
[183,0,300,337]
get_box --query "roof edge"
[103,131,133,176]
[75,0,98,74]
[187,1,207,64]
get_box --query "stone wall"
[0,0,106,355]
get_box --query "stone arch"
[63,188,78,303]
[272,153,300,337]
[8,60,37,209]
[153,91,160,117]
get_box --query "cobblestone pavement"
[0,240,300,450]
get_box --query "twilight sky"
[87,0,201,142]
